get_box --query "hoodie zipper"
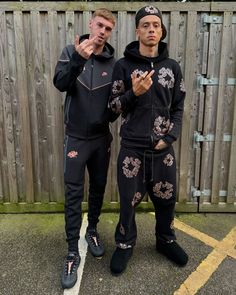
[87,57,94,138]
[150,61,154,147]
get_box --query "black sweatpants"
[64,133,112,252]
[115,145,177,248]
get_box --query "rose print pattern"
[122,157,141,178]
[112,80,125,95]
[163,154,174,166]
[145,6,159,14]
[131,69,144,78]
[153,116,170,136]
[110,96,122,113]
[131,192,142,207]
[158,67,175,89]
[153,181,173,199]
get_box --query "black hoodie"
[53,34,116,139]
[110,41,186,149]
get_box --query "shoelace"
[88,232,100,247]
[65,255,78,275]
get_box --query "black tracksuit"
[109,41,186,247]
[53,35,116,252]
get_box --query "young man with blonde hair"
[54,8,116,288]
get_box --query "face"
[89,16,114,47]
[136,15,163,47]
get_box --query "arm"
[53,46,87,92]
[162,65,186,145]
[109,62,154,114]
[53,35,96,92]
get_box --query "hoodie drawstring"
[143,150,154,183]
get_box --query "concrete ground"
[0,212,235,295]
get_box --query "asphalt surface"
[0,212,235,295]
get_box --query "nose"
[100,26,105,34]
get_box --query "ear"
[135,28,139,39]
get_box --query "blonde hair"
[92,8,116,26]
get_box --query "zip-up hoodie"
[53,34,116,139]
[109,41,186,149]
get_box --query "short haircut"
[92,8,116,26]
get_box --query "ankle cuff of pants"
[68,240,79,253]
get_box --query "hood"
[80,34,114,61]
[124,40,169,64]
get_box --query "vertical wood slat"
[178,11,197,202]
[211,12,232,203]
[48,11,64,202]
[227,86,236,203]
[117,11,127,58]
[0,11,18,202]
[14,11,34,202]
[169,11,180,60]
[66,11,74,45]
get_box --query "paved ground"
[0,212,235,295]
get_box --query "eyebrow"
[97,21,113,31]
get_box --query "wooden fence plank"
[179,11,197,203]
[227,86,236,203]
[14,11,34,202]
[66,11,74,45]
[0,11,17,202]
[211,12,232,203]
[48,10,64,202]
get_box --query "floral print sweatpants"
[115,145,177,248]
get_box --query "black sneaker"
[156,240,188,266]
[110,247,133,275]
[61,252,81,289]
[85,229,105,259]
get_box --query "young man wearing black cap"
[109,5,188,275]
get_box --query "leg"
[85,133,112,258]
[111,146,146,275]
[148,147,188,266]
[86,133,112,229]
[62,136,89,289]
[64,136,88,253]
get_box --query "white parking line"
[64,213,88,295]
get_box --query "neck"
[139,44,158,58]
[93,44,104,55]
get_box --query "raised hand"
[131,70,155,96]
[74,35,97,59]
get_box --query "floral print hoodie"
[109,41,186,149]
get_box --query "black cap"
[135,6,167,40]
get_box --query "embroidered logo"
[153,116,171,136]
[145,6,159,14]
[122,157,141,178]
[158,67,175,88]
[67,151,78,158]
[131,69,144,78]
[163,154,174,166]
[112,80,125,95]
[153,181,174,199]
[102,71,108,76]
[132,192,142,207]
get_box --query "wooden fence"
[0,2,235,213]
